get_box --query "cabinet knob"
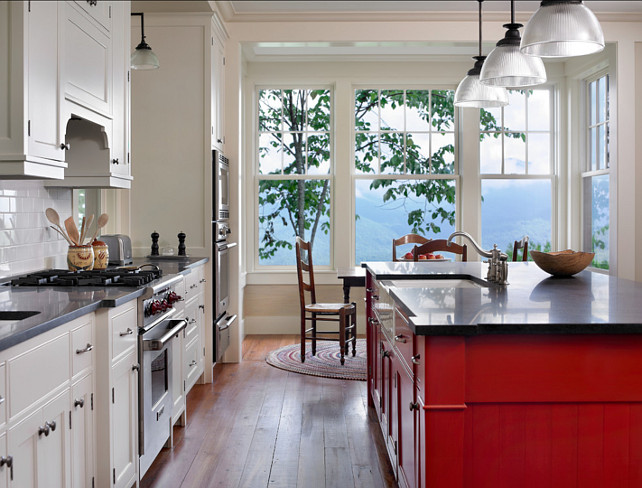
[46,420,56,432]
[86,0,97,6]
[217,138,223,144]
[199,304,205,311]
[76,343,93,354]
[409,402,419,412]
[372,295,379,300]
[200,278,206,283]
[38,425,50,437]
[366,288,374,293]
[119,327,134,337]
[60,143,70,150]
[189,360,197,367]
[394,334,407,344]
[411,354,421,365]
[74,398,85,409]
[0,456,13,480]
[132,364,140,372]
[112,158,119,165]
[381,349,390,358]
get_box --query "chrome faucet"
[447,231,509,285]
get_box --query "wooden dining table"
[337,267,366,303]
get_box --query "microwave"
[213,150,229,221]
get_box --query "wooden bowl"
[530,249,595,277]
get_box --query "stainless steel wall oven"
[212,150,237,363]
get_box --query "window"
[354,89,457,263]
[257,88,332,266]
[582,74,610,269]
[480,89,554,257]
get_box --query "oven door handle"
[217,314,237,331]
[217,242,237,251]
[143,319,188,351]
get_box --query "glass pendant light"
[454,0,509,108]
[520,0,604,57]
[480,0,546,88]
[131,12,160,70]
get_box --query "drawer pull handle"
[119,328,134,337]
[409,402,419,412]
[366,288,374,293]
[0,455,13,480]
[189,360,197,367]
[38,425,50,437]
[76,343,93,354]
[74,398,85,409]
[394,334,407,343]
[411,354,421,365]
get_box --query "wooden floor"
[140,334,397,488]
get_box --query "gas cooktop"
[10,267,163,288]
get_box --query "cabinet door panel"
[7,408,39,488]
[27,1,64,162]
[397,366,416,488]
[64,2,112,116]
[39,390,70,488]
[71,374,94,488]
[111,351,137,488]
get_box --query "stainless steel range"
[137,274,186,477]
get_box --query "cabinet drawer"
[183,297,199,345]
[184,269,200,295]
[111,303,137,360]
[184,337,200,393]
[72,316,94,377]
[8,333,69,418]
[393,307,415,370]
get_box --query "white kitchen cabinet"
[0,1,67,179]
[211,16,226,150]
[8,388,71,488]
[95,300,138,488]
[183,264,206,394]
[70,374,94,488]
[63,0,113,118]
[171,276,186,428]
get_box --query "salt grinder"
[151,231,159,256]
[178,232,186,256]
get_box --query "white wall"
[0,181,70,278]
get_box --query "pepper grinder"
[151,231,159,256]
[177,231,186,256]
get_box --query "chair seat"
[305,302,355,314]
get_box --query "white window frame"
[479,86,558,254]
[253,84,335,272]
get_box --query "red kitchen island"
[364,261,642,488]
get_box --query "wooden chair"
[412,239,468,261]
[513,236,529,262]
[295,237,357,365]
[393,233,430,261]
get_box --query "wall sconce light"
[131,12,159,70]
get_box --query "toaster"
[101,234,133,265]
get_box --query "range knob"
[167,291,182,304]
[150,300,162,315]
[160,299,169,311]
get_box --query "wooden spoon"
[45,208,70,243]
[81,214,94,245]
[64,216,80,246]
[88,213,109,243]
[49,225,73,245]
[79,217,86,245]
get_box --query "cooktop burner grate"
[10,268,163,287]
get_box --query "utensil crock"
[67,245,94,271]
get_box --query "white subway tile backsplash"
[0,181,71,278]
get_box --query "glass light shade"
[454,57,509,108]
[521,1,605,58]
[131,46,159,70]
[480,40,547,88]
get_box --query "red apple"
[418,254,427,260]
[427,254,436,259]
[404,252,413,260]
[435,254,444,259]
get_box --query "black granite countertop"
[364,261,642,335]
[0,257,209,352]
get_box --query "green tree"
[258,88,523,261]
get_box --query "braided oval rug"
[265,339,366,381]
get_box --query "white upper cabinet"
[0,0,132,187]
[211,15,226,150]
[0,1,67,179]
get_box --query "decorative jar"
[67,245,94,271]
[92,240,109,270]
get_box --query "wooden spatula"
[64,217,80,246]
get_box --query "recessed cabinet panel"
[28,1,65,163]
[111,302,137,360]
[71,374,94,488]
[73,0,112,33]
[64,2,112,117]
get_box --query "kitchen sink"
[0,311,41,321]
[387,278,484,289]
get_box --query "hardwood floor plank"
[141,334,396,488]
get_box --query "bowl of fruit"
[402,252,447,261]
